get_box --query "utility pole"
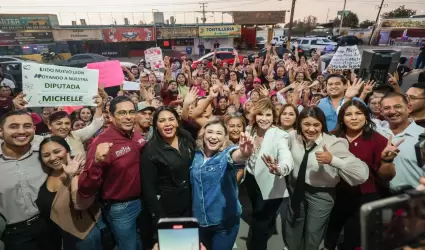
[325,8,330,23]
[200,2,207,24]
[339,0,347,35]
[286,0,296,50]
[368,0,386,45]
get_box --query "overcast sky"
[1,0,424,26]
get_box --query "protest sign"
[87,60,124,87]
[328,45,362,70]
[22,62,98,107]
[123,81,139,91]
[144,47,164,70]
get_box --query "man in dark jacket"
[79,96,145,250]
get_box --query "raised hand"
[239,132,254,157]
[345,78,365,99]
[315,145,333,165]
[362,80,376,95]
[63,153,85,177]
[95,142,113,163]
[306,95,321,107]
[93,95,103,108]
[184,87,199,106]
[259,85,269,97]
[12,93,28,110]
[261,154,281,176]
[235,81,244,93]
[381,135,404,162]
[388,72,399,86]
[209,85,220,98]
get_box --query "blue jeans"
[416,57,425,69]
[199,218,240,250]
[63,217,106,250]
[102,199,142,250]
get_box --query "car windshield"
[321,38,332,43]
[257,37,265,41]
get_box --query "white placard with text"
[22,62,99,107]
[328,45,362,70]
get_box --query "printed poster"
[328,45,362,70]
[144,47,164,70]
[22,62,99,107]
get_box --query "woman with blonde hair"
[190,119,254,250]
[245,97,294,250]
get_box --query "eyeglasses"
[115,110,136,117]
[405,94,425,100]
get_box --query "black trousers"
[245,172,283,250]
[2,216,61,250]
[324,192,381,250]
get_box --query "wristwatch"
[381,158,394,163]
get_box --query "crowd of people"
[1,42,425,250]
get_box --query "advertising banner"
[21,63,99,107]
[380,18,425,28]
[103,27,155,42]
[198,25,241,38]
[232,11,286,25]
[0,32,54,46]
[52,29,103,41]
[0,15,51,31]
[156,27,198,39]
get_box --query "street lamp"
[278,0,296,50]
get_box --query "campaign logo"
[115,146,131,157]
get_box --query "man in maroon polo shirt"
[78,96,145,250]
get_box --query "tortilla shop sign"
[198,25,241,38]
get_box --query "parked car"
[0,56,27,63]
[55,53,109,68]
[336,35,363,46]
[215,47,235,52]
[191,51,244,69]
[0,61,29,92]
[256,37,266,48]
[247,47,293,62]
[292,37,337,56]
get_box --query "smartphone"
[157,217,200,250]
[360,190,425,250]
[415,133,425,168]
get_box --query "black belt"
[102,196,140,206]
[5,215,41,231]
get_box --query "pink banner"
[87,60,124,88]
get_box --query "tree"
[381,5,416,19]
[359,19,375,28]
[333,12,359,27]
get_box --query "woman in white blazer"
[244,98,294,250]
[264,106,369,250]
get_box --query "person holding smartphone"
[190,120,254,250]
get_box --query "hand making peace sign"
[381,135,404,162]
